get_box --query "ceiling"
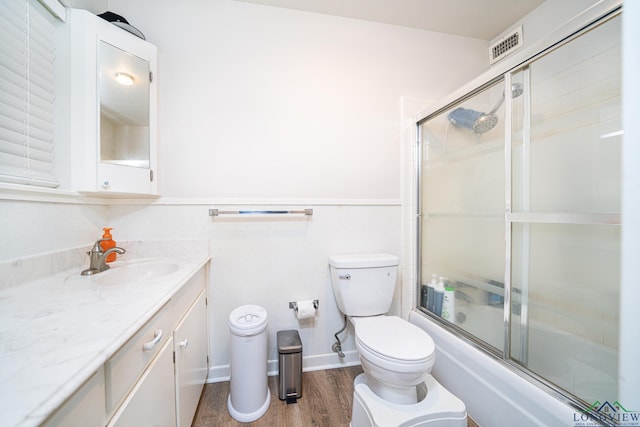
[234,0,545,40]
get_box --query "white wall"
[0,197,108,261]
[2,0,630,411]
[106,0,488,200]
[103,203,403,375]
[96,0,490,376]
[0,0,489,378]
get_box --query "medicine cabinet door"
[98,40,154,193]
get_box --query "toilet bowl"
[352,316,435,404]
[329,253,467,426]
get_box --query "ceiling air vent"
[489,26,523,64]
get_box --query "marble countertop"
[0,241,210,427]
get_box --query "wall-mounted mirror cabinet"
[68,9,157,196]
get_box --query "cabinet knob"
[102,179,111,189]
[178,339,189,349]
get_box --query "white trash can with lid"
[227,304,270,422]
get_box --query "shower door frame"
[415,74,508,361]
[414,2,623,414]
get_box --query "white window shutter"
[0,0,59,187]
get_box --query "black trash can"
[277,330,303,403]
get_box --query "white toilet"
[329,253,467,427]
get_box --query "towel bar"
[209,208,313,216]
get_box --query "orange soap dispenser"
[100,227,117,262]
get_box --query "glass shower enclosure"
[416,10,621,407]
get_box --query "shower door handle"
[338,274,351,280]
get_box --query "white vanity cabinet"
[41,368,106,427]
[41,264,209,427]
[68,9,158,196]
[107,338,177,427]
[174,292,208,427]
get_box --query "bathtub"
[525,324,617,404]
[409,308,610,426]
[454,303,618,403]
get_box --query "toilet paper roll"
[295,300,316,320]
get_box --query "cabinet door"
[174,291,208,427]
[108,338,176,427]
[42,368,106,427]
[98,39,156,194]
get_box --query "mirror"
[99,41,150,168]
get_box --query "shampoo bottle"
[441,281,456,323]
[427,274,438,313]
[434,276,445,316]
[100,227,117,263]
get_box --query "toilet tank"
[328,253,398,317]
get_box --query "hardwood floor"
[192,366,478,426]
[193,366,362,427]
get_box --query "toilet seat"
[354,316,435,372]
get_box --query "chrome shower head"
[471,113,499,134]
[447,83,524,134]
[447,107,500,134]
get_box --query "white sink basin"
[96,260,181,285]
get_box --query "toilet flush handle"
[338,274,351,280]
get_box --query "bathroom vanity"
[0,243,210,427]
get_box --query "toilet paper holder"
[289,300,319,311]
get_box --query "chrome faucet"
[81,239,126,276]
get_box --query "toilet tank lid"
[329,253,398,268]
